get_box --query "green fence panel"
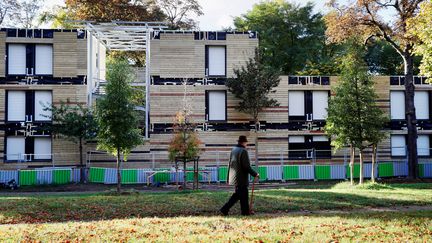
[346,164,361,178]
[283,166,299,180]
[218,167,228,182]
[315,165,331,180]
[256,166,267,181]
[89,168,105,183]
[419,164,425,178]
[53,170,71,184]
[19,170,37,186]
[121,170,138,184]
[154,169,170,183]
[378,163,394,177]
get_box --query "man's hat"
[238,135,248,143]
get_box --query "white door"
[414,91,429,120]
[8,44,27,75]
[289,91,305,116]
[35,45,53,75]
[312,91,328,120]
[208,46,226,76]
[417,135,430,156]
[6,136,25,161]
[34,137,52,160]
[208,91,226,121]
[7,91,26,121]
[391,135,406,156]
[34,91,52,121]
[390,91,405,120]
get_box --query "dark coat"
[227,145,258,187]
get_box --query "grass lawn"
[0,182,431,241]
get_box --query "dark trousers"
[221,185,250,215]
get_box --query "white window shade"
[391,135,406,156]
[289,91,305,116]
[34,137,52,160]
[35,91,52,121]
[6,136,25,161]
[417,135,430,156]
[8,44,27,75]
[414,91,429,120]
[289,136,305,143]
[313,136,329,142]
[7,91,26,121]
[312,91,328,120]
[208,46,226,76]
[208,91,226,121]
[390,91,405,120]
[35,45,53,75]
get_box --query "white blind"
[417,135,430,156]
[208,91,226,121]
[289,136,305,143]
[6,136,25,161]
[208,46,226,76]
[313,136,329,142]
[34,91,52,121]
[34,137,52,160]
[312,91,328,120]
[7,91,26,121]
[391,135,406,156]
[289,91,305,116]
[8,44,27,75]
[414,91,429,120]
[390,91,405,120]
[35,45,53,75]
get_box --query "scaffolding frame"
[85,21,168,139]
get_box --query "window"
[391,135,406,156]
[7,91,26,122]
[8,44,27,75]
[390,91,405,120]
[288,91,305,120]
[313,136,331,159]
[312,91,328,120]
[35,45,53,75]
[34,137,52,160]
[6,136,25,161]
[34,91,52,121]
[414,91,429,120]
[417,135,430,157]
[206,90,227,122]
[206,46,226,76]
[288,136,307,159]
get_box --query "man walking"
[220,135,259,216]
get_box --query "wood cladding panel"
[0,32,5,77]
[53,32,78,77]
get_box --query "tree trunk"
[116,148,122,193]
[254,121,260,171]
[183,159,187,190]
[403,53,418,179]
[79,138,85,183]
[371,144,377,183]
[350,145,355,185]
[359,149,364,185]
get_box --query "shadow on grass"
[1,187,431,224]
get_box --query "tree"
[325,41,387,185]
[12,0,43,28]
[226,49,280,167]
[233,1,332,74]
[0,0,18,26]
[409,1,432,81]
[325,0,426,179]
[48,102,98,182]
[96,58,143,193]
[156,0,203,29]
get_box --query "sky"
[44,0,330,30]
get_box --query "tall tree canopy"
[325,0,426,179]
[156,0,203,29]
[233,1,331,75]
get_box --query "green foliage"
[226,49,280,123]
[48,102,98,143]
[233,1,333,75]
[96,58,143,159]
[168,111,201,162]
[325,41,388,150]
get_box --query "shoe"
[220,209,228,216]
